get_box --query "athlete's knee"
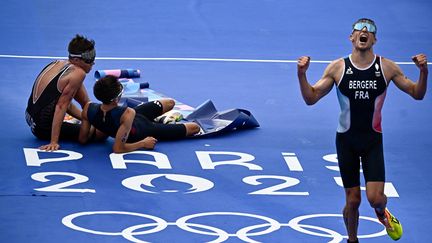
[159,99,175,112]
[367,192,386,209]
[345,188,361,209]
[366,182,386,208]
[346,196,361,209]
[184,122,200,136]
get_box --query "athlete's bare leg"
[365,181,387,211]
[158,99,175,113]
[184,122,200,136]
[343,186,361,242]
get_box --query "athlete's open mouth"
[360,35,368,43]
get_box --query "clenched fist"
[298,56,311,74]
[412,54,428,71]
[141,136,157,150]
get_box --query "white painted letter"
[196,151,262,170]
[110,151,172,169]
[23,148,83,167]
[282,152,303,171]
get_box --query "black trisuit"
[336,55,388,188]
[25,61,80,140]
[86,100,187,142]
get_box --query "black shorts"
[31,122,81,141]
[336,131,385,188]
[128,101,187,141]
[26,108,82,141]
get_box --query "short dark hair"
[93,75,122,104]
[68,34,95,56]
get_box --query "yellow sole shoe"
[377,208,403,241]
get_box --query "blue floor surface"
[1,0,431,242]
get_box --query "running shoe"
[376,208,403,241]
[154,110,183,124]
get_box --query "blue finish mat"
[1,0,431,242]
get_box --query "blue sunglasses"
[353,22,377,34]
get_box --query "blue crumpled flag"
[184,100,260,137]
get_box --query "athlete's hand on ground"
[412,54,428,71]
[39,142,60,151]
[141,137,157,149]
[297,56,311,74]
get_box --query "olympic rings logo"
[62,211,387,242]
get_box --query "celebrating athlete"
[297,18,428,242]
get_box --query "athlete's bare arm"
[67,103,82,120]
[74,83,91,108]
[297,56,343,105]
[112,108,157,153]
[78,102,94,143]
[39,66,86,151]
[383,54,428,100]
[78,103,109,144]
